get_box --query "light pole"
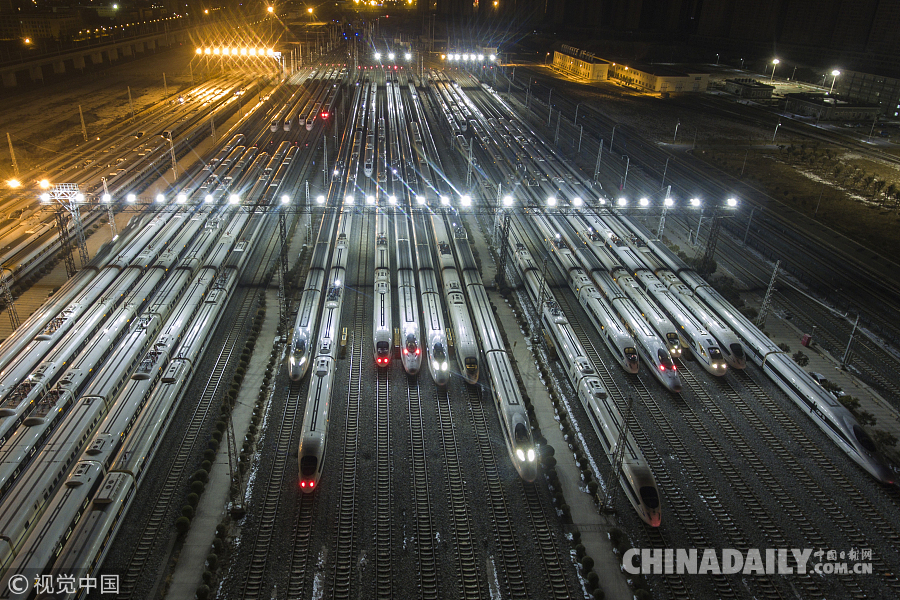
[770,58,779,81]
[574,102,583,125]
[772,121,781,142]
[307,7,313,23]
[740,57,744,70]
[715,53,719,65]
[674,120,680,143]
[829,69,840,94]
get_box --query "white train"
[600,213,746,370]
[395,216,422,375]
[531,213,681,391]
[511,239,662,526]
[298,203,353,492]
[579,213,727,377]
[621,218,895,484]
[0,209,223,577]
[451,220,537,481]
[431,215,479,383]
[13,212,258,594]
[412,214,449,386]
[289,211,334,380]
[373,211,392,367]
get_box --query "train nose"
[299,479,317,493]
[648,511,661,528]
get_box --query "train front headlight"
[516,449,526,462]
[441,362,448,371]
[527,448,535,462]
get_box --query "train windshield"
[514,423,530,446]
[300,456,318,478]
[657,350,675,371]
[666,333,680,349]
[406,336,418,355]
[624,347,638,362]
[730,343,745,359]
[709,347,723,361]
[853,425,877,453]
[294,339,306,354]
[465,357,477,371]
[433,343,447,362]
[639,486,660,509]
[376,341,389,356]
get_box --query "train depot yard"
[1,4,900,600]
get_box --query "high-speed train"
[529,213,681,391]
[511,238,662,526]
[412,213,449,386]
[449,220,537,481]
[600,212,746,370]
[298,203,353,492]
[430,216,479,384]
[373,211,392,367]
[621,218,895,484]
[7,206,262,595]
[289,210,335,380]
[579,213,727,377]
[0,208,219,576]
[395,214,422,375]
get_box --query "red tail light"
[415,348,420,355]
[309,481,315,489]
[300,481,306,488]
[672,365,677,371]
[659,365,665,371]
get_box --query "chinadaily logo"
[622,548,874,575]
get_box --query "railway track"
[518,482,572,599]
[240,379,305,598]
[373,368,395,598]
[465,385,529,599]
[732,370,900,594]
[329,208,371,599]
[286,494,317,597]
[330,318,362,599]
[679,363,834,598]
[404,377,439,598]
[119,289,256,597]
[434,388,484,598]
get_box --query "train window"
[639,486,660,509]
[853,425,877,453]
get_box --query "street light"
[770,58,780,81]
[7,179,20,188]
[502,195,513,207]
[773,121,781,142]
[374,52,381,60]
[388,52,395,60]
[405,52,412,61]
[461,195,472,207]
[829,69,840,94]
